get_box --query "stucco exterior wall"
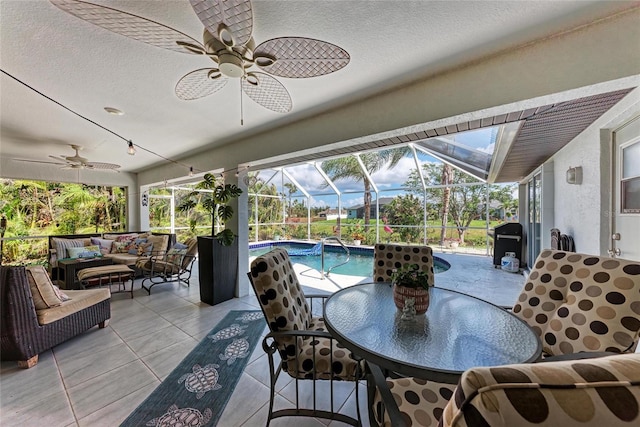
[549,88,640,256]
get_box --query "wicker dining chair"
[248,248,365,426]
[373,243,435,284]
[369,249,640,426]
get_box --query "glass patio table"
[323,283,542,383]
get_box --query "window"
[621,141,640,213]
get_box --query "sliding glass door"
[527,172,541,266]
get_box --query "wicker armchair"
[0,266,111,368]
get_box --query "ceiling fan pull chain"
[240,79,244,126]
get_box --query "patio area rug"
[121,310,265,427]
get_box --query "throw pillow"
[52,284,71,302]
[26,266,62,309]
[166,248,187,265]
[137,241,153,256]
[115,233,139,243]
[102,233,121,240]
[146,234,169,252]
[52,237,88,260]
[127,238,148,255]
[173,242,189,250]
[91,237,114,255]
[113,241,130,254]
[67,245,101,259]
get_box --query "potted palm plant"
[391,264,432,314]
[178,173,242,305]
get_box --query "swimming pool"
[249,242,451,277]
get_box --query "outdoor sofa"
[48,231,176,281]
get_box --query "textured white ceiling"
[0,0,637,173]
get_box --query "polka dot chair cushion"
[439,353,640,427]
[373,244,435,285]
[513,250,640,356]
[372,377,456,427]
[291,316,362,381]
[249,248,361,381]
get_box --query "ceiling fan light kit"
[218,51,245,78]
[49,0,350,115]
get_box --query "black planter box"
[197,236,238,305]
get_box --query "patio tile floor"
[1,251,529,426]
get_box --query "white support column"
[234,169,251,298]
[170,187,175,234]
[139,185,150,231]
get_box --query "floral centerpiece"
[391,264,430,289]
[391,264,432,315]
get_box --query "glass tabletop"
[323,283,542,383]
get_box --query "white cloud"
[478,142,495,154]
[286,165,329,192]
[370,157,417,187]
[345,196,364,207]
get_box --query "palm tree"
[284,182,297,219]
[57,184,95,233]
[322,149,408,229]
[440,164,454,244]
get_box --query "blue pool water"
[249,242,450,277]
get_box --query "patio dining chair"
[512,249,640,356]
[369,249,640,426]
[369,353,640,427]
[373,243,435,284]
[248,247,365,426]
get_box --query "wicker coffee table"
[57,257,113,290]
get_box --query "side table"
[57,257,113,290]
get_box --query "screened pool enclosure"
[148,125,519,255]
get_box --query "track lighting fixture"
[189,166,194,177]
[127,140,136,155]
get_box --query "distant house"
[318,209,347,220]
[347,197,395,219]
[479,200,517,221]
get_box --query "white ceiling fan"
[49,0,350,115]
[13,144,121,172]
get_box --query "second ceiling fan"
[50,0,350,115]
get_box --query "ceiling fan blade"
[189,0,253,47]
[49,0,206,55]
[49,155,71,163]
[175,68,228,100]
[242,72,292,113]
[13,159,67,166]
[86,162,121,172]
[254,37,350,78]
